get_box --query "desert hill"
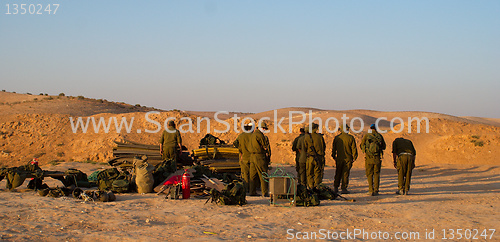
[0,91,159,123]
[0,91,499,168]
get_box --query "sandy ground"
[0,163,498,241]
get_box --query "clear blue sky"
[1,1,499,118]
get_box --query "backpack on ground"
[295,184,320,207]
[97,168,130,193]
[208,180,246,206]
[60,169,95,188]
[111,174,130,193]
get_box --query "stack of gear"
[96,168,131,193]
[0,162,47,190]
[192,134,240,173]
[108,140,193,168]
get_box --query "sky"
[1,1,499,118]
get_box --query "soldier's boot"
[396,190,404,195]
[341,188,350,194]
[333,187,339,194]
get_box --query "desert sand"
[0,91,499,241]
[1,163,499,241]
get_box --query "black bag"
[200,134,225,146]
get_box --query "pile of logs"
[108,140,240,173]
[108,140,163,168]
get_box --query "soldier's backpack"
[295,184,320,207]
[3,162,43,190]
[111,174,130,193]
[60,169,95,188]
[200,134,225,146]
[366,133,383,157]
[97,168,130,192]
[209,180,246,206]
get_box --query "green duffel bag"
[88,170,101,183]
[97,168,120,191]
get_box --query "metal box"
[269,177,297,195]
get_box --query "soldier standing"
[303,123,326,189]
[392,137,416,195]
[292,127,306,185]
[331,125,358,194]
[249,122,271,196]
[159,120,182,167]
[233,122,253,192]
[360,124,386,196]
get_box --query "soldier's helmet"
[259,122,268,130]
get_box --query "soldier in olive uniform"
[159,120,182,167]
[360,124,386,196]
[392,137,416,195]
[292,127,306,185]
[249,122,271,196]
[233,123,253,192]
[331,125,358,194]
[303,123,326,189]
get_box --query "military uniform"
[234,131,252,191]
[159,127,182,164]
[248,129,271,196]
[292,133,306,184]
[303,125,326,189]
[392,137,416,195]
[361,129,386,195]
[332,130,358,193]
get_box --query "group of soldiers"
[293,123,417,196]
[159,119,417,197]
[233,122,271,196]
